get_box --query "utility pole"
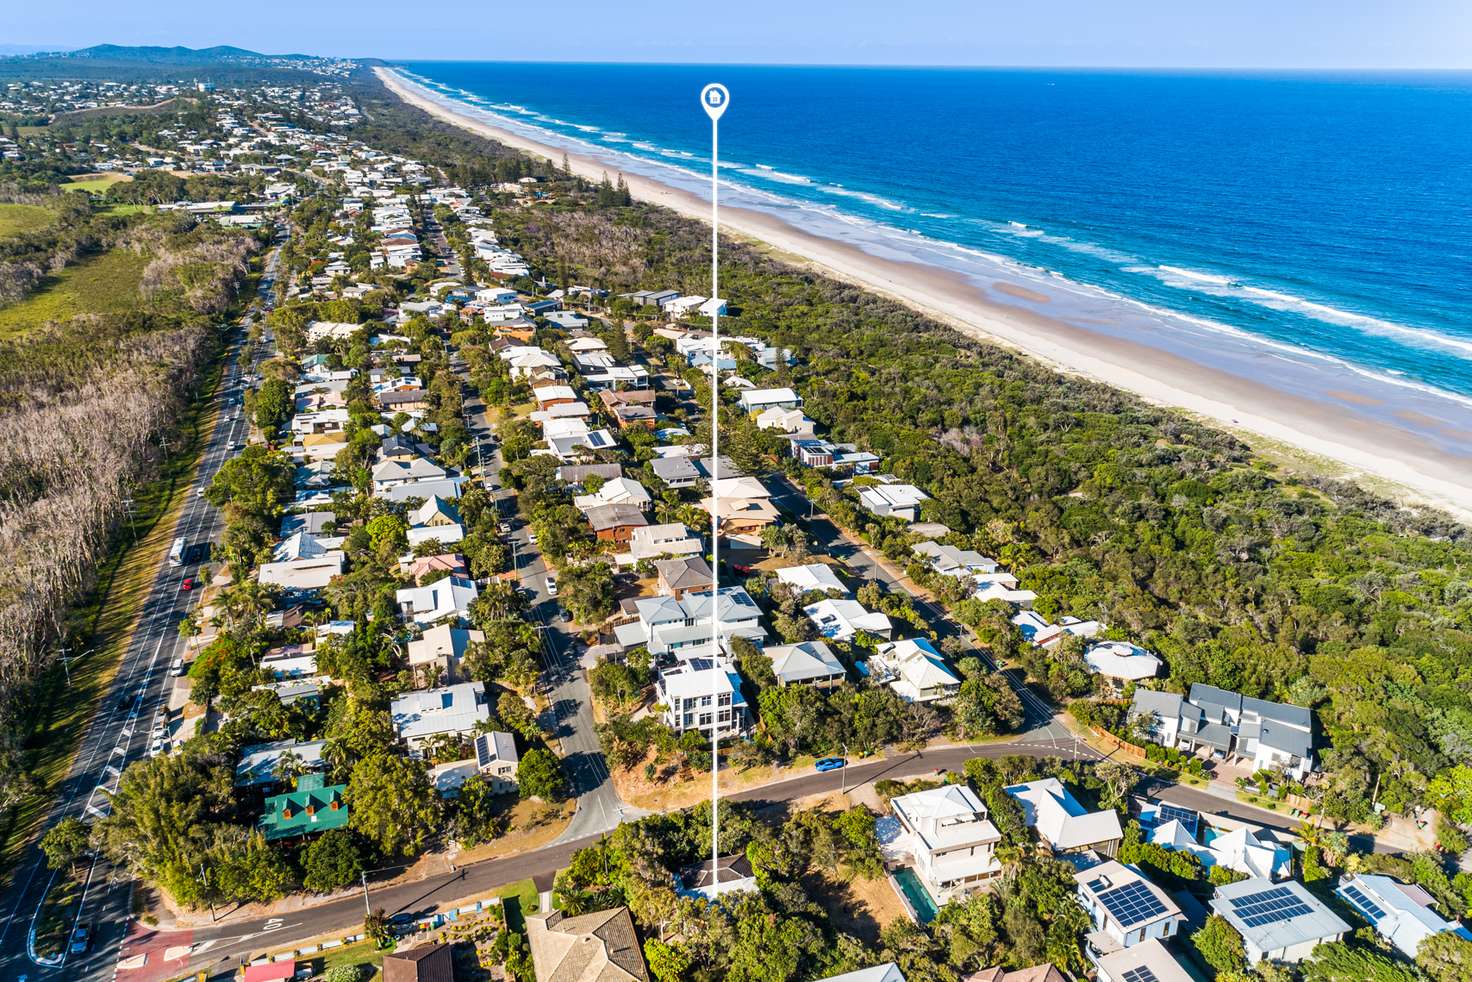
[360,870,371,917]
[700,81,730,890]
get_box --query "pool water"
[891,867,939,924]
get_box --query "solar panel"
[1098,880,1169,927]
[1229,885,1313,927]
[1342,884,1385,920]
[1158,804,1199,836]
[1122,969,1159,982]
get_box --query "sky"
[11,0,1472,69]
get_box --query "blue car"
[815,757,846,772]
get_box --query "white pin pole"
[700,81,729,893]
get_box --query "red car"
[180,577,194,592]
[732,564,754,575]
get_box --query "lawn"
[63,172,132,194]
[0,202,56,237]
[0,246,148,337]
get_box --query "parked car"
[498,522,511,534]
[814,757,846,772]
[527,532,538,545]
[180,578,194,592]
[169,657,185,677]
[545,575,558,597]
[68,925,91,955]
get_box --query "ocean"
[395,62,1472,449]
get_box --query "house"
[682,852,759,900]
[574,477,652,513]
[774,562,849,597]
[655,556,714,598]
[406,624,484,685]
[396,575,479,625]
[1211,878,1349,964]
[376,476,468,504]
[1074,860,1184,951]
[912,541,998,578]
[738,387,802,413]
[533,384,579,410]
[1084,642,1162,684]
[858,483,929,522]
[1011,610,1103,649]
[1004,778,1123,857]
[556,462,624,487]
[651,455,701,489]
[616,522,703,567]
[382,943,456,982]
[889,784,1003,902]
[1140,799,1294,881]
[257,773,348,841]
[257,553,344,591]
[372,455,446,491]
[702,476,780,537]
[804,598,893,642]
[412,496,462,529]
[391,681,491,748]
[755,406,815,435]
[403,552,469,582]
[616,587,767,654]
[868,638,962,703]
[407,522,465,549]
[526,906,650,982]
[235,739,327,788]
[1090,939,1194,982]
[656,653,749,736]
[1128,684,1315,780]
[599,388,658,430]
[817,966,907,982]
[1336,873,1472,957]
[585,503,650,543]
[474,730,520,793]
[764,640,846,687]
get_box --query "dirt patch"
[804,870,908,944]
[994,282,1052,304]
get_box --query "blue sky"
[11,0,1472,69]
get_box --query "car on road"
[498,522,512,534]
[527,532,538,545]
[69,924,91,955]
[180,577,194,592]
[814,757,846,772]
[545,575,558,597]
[169,657,185,677]
[230,441,244,452]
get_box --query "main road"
[0,241,283,982]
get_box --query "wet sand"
[377,67,1472,523]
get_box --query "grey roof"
[377,476,466,503]
[1189,683,1242,716]
[235,739,326,787]
[651,456,699,481]
[656,556,713,591]
[1195,721,1234,751]
[1260,718,1313,758]
[1212,878,1349,953]
[1130,688,1183,719]
[586,503,649,532]
[556,462,623,484]
[766,641,846,684]
[1243,695,1313,729]
[281,510,336,536]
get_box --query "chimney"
[330,797,340,810]
[306,802,316,817]
[281,805,293,820]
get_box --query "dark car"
[815,757,846,772]
[69,924,91,955]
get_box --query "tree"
[321,966,363,982]
[323,697,396,776]
[951,672,1024,739]
[1303,941,1423,982]
[557,562,616,623]
[1417,931,1472,982]
[517,747,568,802]
[450,775,506,848]
[364,908,394,950]
[471,578,528,624]
[347,754,440,857]
[1426,765,1472,827]
[40,816,90,870]
[302,828,363,893]
[1191,914,1246,975]
[364,513,408,559]
[254,377,292,434]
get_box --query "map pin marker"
[701,83,730,121]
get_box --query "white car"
[545,575,558,597]
[169,657,185,677]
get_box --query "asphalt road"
[0,245,282,982]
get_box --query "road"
[0,243,283,982]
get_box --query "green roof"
[258,772,349,841]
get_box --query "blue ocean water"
[396,62,1472,436]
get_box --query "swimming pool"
[891,867,939,924]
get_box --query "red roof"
[243,961,296,982]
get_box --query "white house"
[858,483,929,522]
[737,387,802,414]
[656,652,748,737]
[1092,939,1195,982]
[1211,878,1348,965]
[803,598,893,642]
[1084,642,1162,683]
[889,785,1002,903]
[395,575,480,625]
[615,522,703,566]
[1004,778,1123,857]
[764,640,846,687]
[474,730,521,794]
[257,553,345,591]
[1128,684,1315,780]
[868,638,962,703]
[614,586,767,655]
[573,476,652,513]
[390,681,491,748]
[1336,873,1472,958]
[405,624,484,684]
[1074,860,1184,951]
[774,562,849,597]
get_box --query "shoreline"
[376,66,1472,523]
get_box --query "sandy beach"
[376,66,1472,522]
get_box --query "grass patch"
[0,246,148,337]
[0,202,56,237]
[490,878,539,933]
[32,865,85,960]
[312,938,387,979]
[98,203,154,218]
[0,331,229,895]
[63,172,132,194]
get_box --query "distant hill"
[59,44,316,63]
